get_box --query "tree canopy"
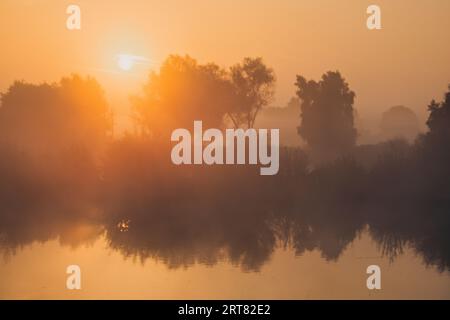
[426,85,450,144]
[0,74,112,154]
[295,71,356,163]
[228,57,275,128]
[132,55,275,138]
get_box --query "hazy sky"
[1,0,449,131]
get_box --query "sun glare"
[117,54,135,71]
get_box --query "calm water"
[1,225,450,299]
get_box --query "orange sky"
[1,0,450,131]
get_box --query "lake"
[1,225,449,299]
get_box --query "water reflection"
[1,163,449,274]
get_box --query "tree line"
[1,55,450,271]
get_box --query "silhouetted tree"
[0,74,112,154]
[295,71,356,163]
[414,85,450,198]
[380,105,419,143]
[425,85,450,146]
[132,55,236,137]
[228,57,275,128]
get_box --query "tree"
[295,71,356,163]
[425,85,450,144]
[380,105,419,143]
[418,85,450,163]
[228,57,275,128]
[132,55,235,138]
[0,74,112,154]
[413,85,450,198]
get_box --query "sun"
[117,54,135,71]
